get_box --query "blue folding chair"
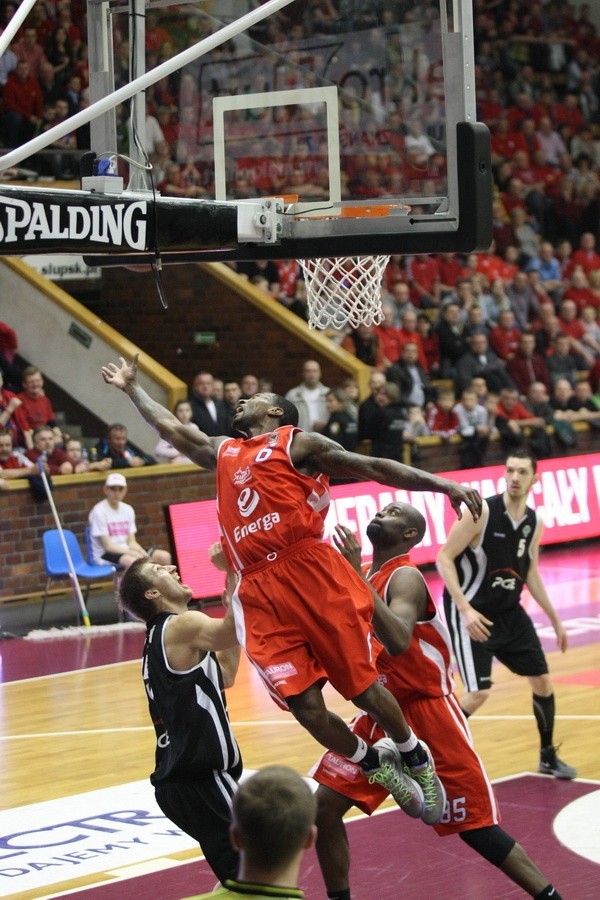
[40,529,118,625]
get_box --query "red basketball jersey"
[216,425,330,572]
[369,555,455,702]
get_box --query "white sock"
[347,736,369,763]
[396,729,419,754]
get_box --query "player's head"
[233,392,299,436]
[366,502,426,552]
[505,449,537,498]
[119,558,192,621]
[230,766,317,871]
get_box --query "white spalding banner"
[167,453,600,600]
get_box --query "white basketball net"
[298,255,389,331]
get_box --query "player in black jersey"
[437,449,576,779]
[119,553,243,883]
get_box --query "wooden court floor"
[0,542,599,899]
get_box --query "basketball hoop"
[298,255,390,331]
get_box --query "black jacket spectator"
[190,396,232,436]
[456,333,515,394]
[434,303,468,379]
[386,343,436,408]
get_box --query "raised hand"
[101,354,139,391]
[332,524,362,573]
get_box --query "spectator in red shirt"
[373,304,403,367]
[530,149,563,200]
[437,253,468,295]
[497,245,520,284]
[478,86,504,128]
[405,254,441,308]
[144,10,172,52]
[275,260,301,300]
[507,332,551,397]
[0,430,34,481]
[383,256,406,293]
[0,322,17,364]
[416,313,440,376]
[509,150,547,229]
[555,92,586,134]
[558,298,599,364]
[563,267,596,311]
[396,309,429,371]
[0,59,44,146]
[426,388,459,440]
[500,177,528,219]
[13,27,47,79]
[495,387,552,459]
[0,368,28,448]
[25,425,73,475]
[490,115,523,166]
[563,231,600,277]
[155,106,178,153]
[476,241,508,285]
[17,365,63,450]
[489,309,522,361]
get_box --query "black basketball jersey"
[143,612,241,784]
[443,494,541,613]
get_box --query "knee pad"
[459,825,516,867]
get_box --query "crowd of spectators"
[0,325,159,492]
[2,2,600,473]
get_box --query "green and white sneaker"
[369,738,425,819]
[406,741,447,825]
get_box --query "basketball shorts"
[443,600,549,693]
[231,540,382,709]
[311,692,500,836]
[153,762,241,882]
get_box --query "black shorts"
[101,551,124,565]
[443,600,548,692]
[101,547,154,565]
[153,762,242,883]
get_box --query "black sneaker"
[539,746,577,779]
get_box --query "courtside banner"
[167,453,600,600]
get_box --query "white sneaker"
[369,738,425,818]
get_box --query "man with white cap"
[88,471,171,569]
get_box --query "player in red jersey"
[102,355,481,823]
[312,506,562,900]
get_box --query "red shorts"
[231,541,381,710]
[310,692,500,836]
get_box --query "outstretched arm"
[292,431,482,520]
[101,355,224,470]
